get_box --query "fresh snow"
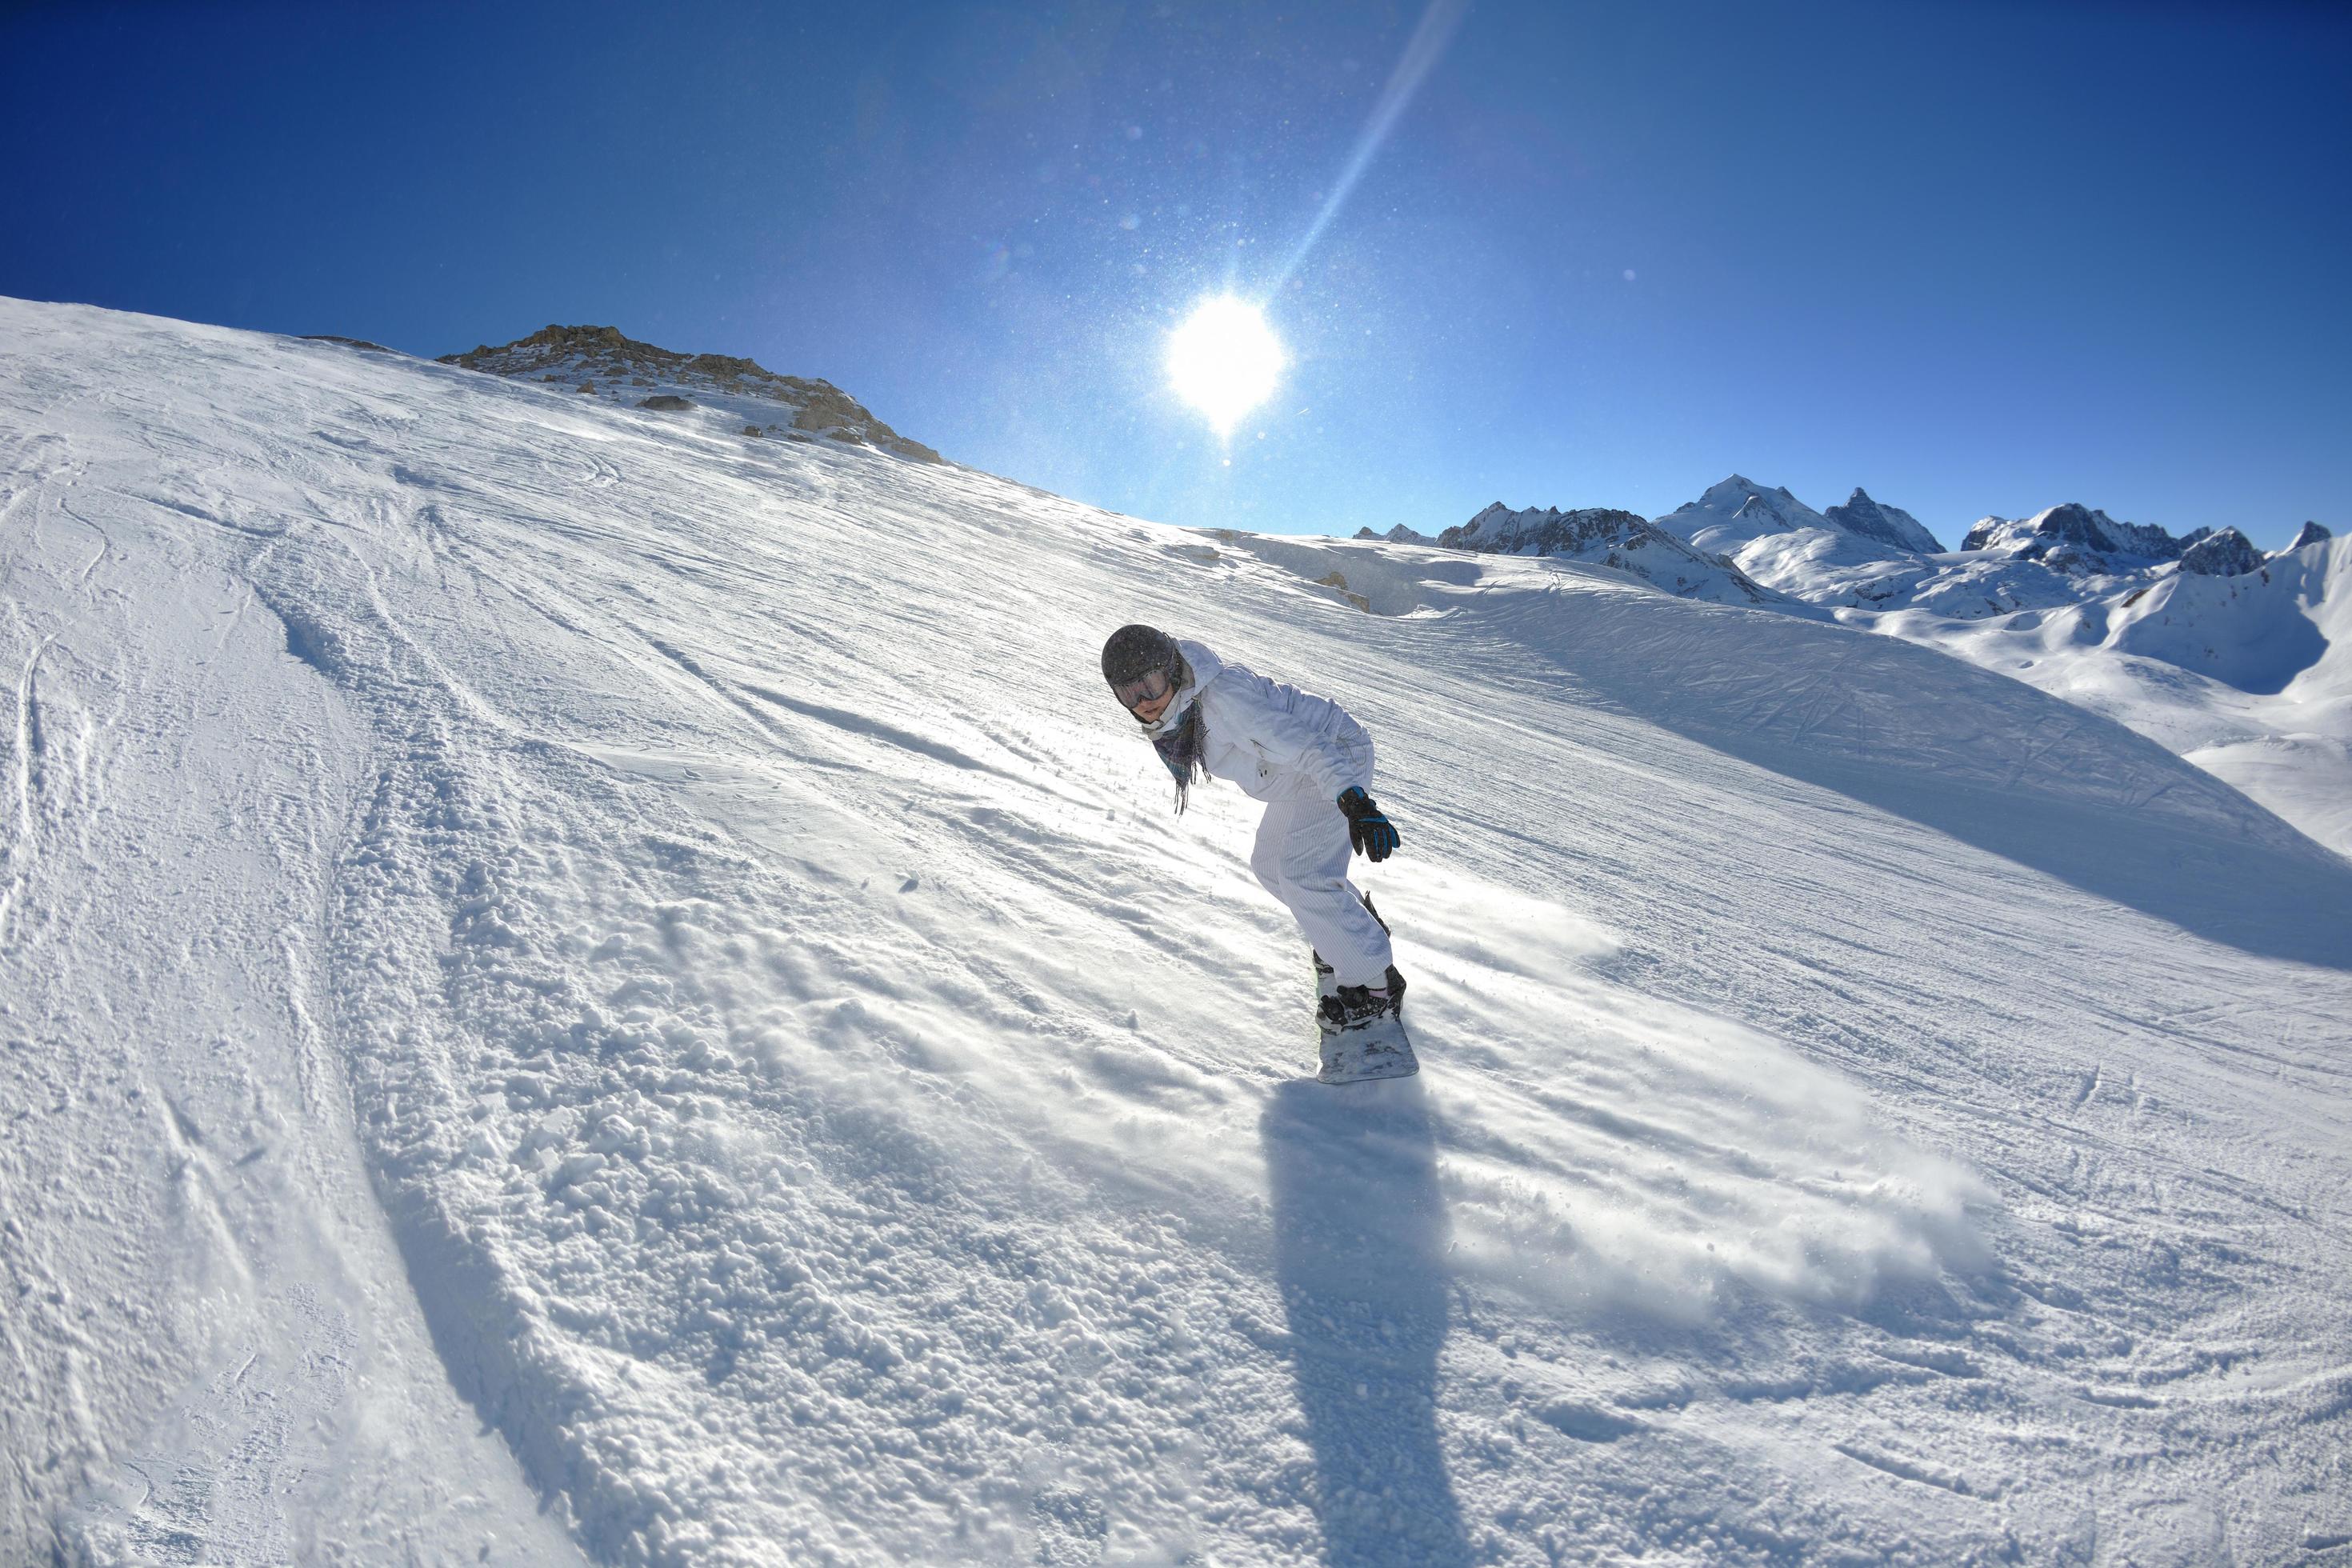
[6,298,2352,1566]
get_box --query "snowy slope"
[6,298,2352,1567]
[1634,480,2352,858]
[1868,531,2352,856]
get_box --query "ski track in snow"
[4,298,2352,1566]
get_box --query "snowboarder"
[1098,624,1417,1082]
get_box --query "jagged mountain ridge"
[1354,502,1782,608]
[1439,502,1780,604]
[438,323,942,463]
[1366,474,2345,854]
[1824,487,1942,554]
[1961,501,2204,572]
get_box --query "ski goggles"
[1110,666,1175,711]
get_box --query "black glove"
[1338,786,1401,862]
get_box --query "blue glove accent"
[1337,786,1401,862]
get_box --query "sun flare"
[1167,297,1284,435]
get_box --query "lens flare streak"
[1275,0,1473,289]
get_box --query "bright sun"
[1167,296,1284,435]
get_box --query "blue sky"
[3,1,2346,549]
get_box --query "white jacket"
[1147,640,1373,803]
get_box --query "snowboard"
[1314,954,1419,1084]
[1315,1011,1419,1084]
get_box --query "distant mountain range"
[1357,477,2346,854]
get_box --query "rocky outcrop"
[1824,488,1942,554]
[1442,503,1655,555]
[438,325,942,462]
[1962,502,2190,574]
[2178,526,2265,578]
[1430,502,1780,604]
[2282,521,2333,554]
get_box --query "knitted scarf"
[1150,701,1206,813]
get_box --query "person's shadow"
[1260,1078,1469,1567]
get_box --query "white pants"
[1250,794,1394,986]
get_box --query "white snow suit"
[1148,640,1395,986]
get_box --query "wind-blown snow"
[6,299,2352,1566]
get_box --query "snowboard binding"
[1309,891,1418,1083]
[1314,994,1418,1083]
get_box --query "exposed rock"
[1314,570,1372,612]
[1433,502,1780,604]
[2178,526,2265,578]
[1962,503,2190,573]
[2283,521,2333,553]
[439,324,943,462]
[1824,487,1943,554]
[300,334,395,354]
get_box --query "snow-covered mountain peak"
[2178,525,2266,578]
[2283,519,2334,554]
[1701,473,1773,508]
[438,322,942,462]
[1961,502,2190,573]
[1654,474,1837,558]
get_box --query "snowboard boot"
[1314,957,1406,1012]
[1314,894,1402,1003]
[1319,983,1398,1032]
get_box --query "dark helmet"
[1100,623,1179,690]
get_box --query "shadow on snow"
[1532,592,2352,972]
[1261,1078,1470,1568]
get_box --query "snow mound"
[7,298,2352,1567]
